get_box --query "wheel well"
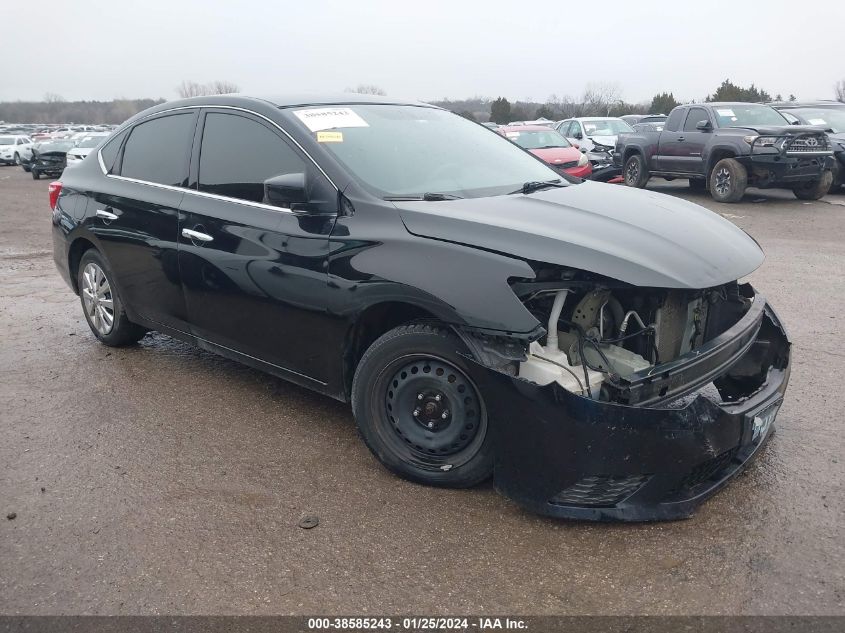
[67,238,96,294]
[623,147,642,163]
[707,149,736,177]
[344,302,440,397]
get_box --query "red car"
[498,125,592,178]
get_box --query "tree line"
[2,78,843,125]
[440,78,843,124]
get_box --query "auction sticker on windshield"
[294,107,369,132]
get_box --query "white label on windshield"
[808,118,827,125]
[505,132,520,138]
[293,107,369,132]
[716,109,735,117]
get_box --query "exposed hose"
[546,289,569,352]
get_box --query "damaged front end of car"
[458,268,791,521]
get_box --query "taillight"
[48,181,62,211]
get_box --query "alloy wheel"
[626,160,639,184]
[81,262,115,335]
[714,168,732,196]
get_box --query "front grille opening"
[548,474,650,508]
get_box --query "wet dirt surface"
[1,167,843,615]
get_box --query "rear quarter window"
[98,129,128,173]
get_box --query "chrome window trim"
[107,173,308,214]
[96,103,339,206]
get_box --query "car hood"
[395,181,764,289]
[725,124,826,135]
[588,135,617,147]
[530,147,581,164]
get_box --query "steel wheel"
[714,167,731,196]
[81,262,115,336]
[384,355,485,463]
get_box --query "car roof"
[769,101,844,109]
[569,116,625,121]
[497,124,555,132]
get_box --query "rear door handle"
[95,208,118,220]
[181,228,214,242]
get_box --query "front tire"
[793,170,833,200]
[77,250,147,346]
[351,324,493,488]
[31,169,40,180]
[709,158,747,203]
[13,152,20,165]
[623,153,649,188]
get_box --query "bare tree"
[836,79,845,103]
[43,92,65,103]
[580,83,622,116]
[345,84,387,96]
[177,80,207,98]
[177,80,239,98]
[208,80,239,95]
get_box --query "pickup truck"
[614,102,835,202]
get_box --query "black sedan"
[31,139,75,179]
[50,94,790,521]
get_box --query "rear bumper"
[468,293,791,521]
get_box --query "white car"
[0,135,34,165]
[554,117,634,152]
[65,133,111,166]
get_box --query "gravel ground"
[1,166,843,615]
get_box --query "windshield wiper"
[509,180,567,195]
[384,192,464,201]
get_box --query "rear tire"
[793,170,833,200]
[623,153,649,188]
[709,158,747,203]
[77,250,147,347]
[351,323,493,488]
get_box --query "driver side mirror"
[695,120,712,131]
[263,173,312,211]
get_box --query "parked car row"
[1,130,113,179]
[613,101,843,202]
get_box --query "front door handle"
[181,228,214,242]
[677,136,685,142]
[95,208,118,220]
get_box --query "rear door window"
[119,113,195,186]
[197,112,306,203]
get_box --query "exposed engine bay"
[515,280,755,406]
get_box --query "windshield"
[786,108,845,134]
[0,136,15,145]
[581,119,634,136]
[504,128,572,150]
[76,135,108,148]
[713,104,788,127]
[289,104,562,199]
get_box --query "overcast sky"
[2,0,843,104]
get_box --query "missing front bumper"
[467,301,791,521]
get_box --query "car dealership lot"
[1,167,843,615]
